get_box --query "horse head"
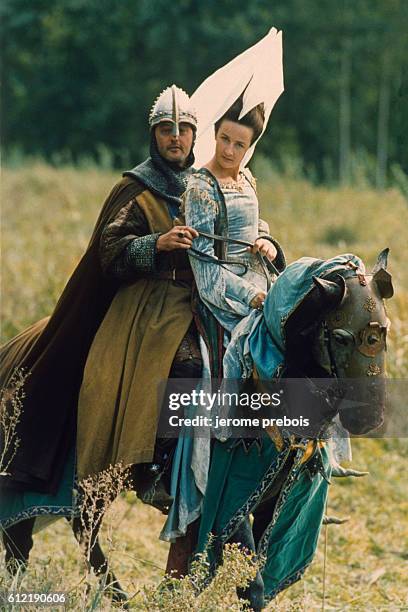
[284,249,393,435]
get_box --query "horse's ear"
[372,248,389,273]
[312,275,346,309]
[373,268,394,299]
[286,275,346,342]
[371,248,393,298]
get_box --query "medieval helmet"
[149,84,198,136]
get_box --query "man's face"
[155,121,194,166]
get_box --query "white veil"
[191,27,284,168]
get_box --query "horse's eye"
[332,330,352,346]
[367,334,379,345]
[335,335,348,345]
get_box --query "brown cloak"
[76,190,192,478]
[1,177,153,494]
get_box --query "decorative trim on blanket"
[257,445,307,562]
[265,564,310,602]
[219,443,293,544]
[218,438,328,601]
[0,504,79,530]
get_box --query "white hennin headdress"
[149,84,198,136]
[191,28,284,168]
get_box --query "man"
[76,85,203,510]
[0,84,200,513]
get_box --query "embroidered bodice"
[184,169,269,333]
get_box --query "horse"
[1,250,393,608]
[194,249,393,611]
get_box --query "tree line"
[2,0,407,186]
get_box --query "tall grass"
[1,164,407,610]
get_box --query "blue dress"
[160,167,278,542]
[184,169,269,334]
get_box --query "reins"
[189,229,281,291]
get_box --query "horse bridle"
[319,263,389,379]
[283,266,364,437]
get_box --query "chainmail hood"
[123,130,195,209]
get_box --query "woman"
[161,96,286,578]
[184,96,285,340]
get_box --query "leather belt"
[140,269,194,281]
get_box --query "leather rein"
[189,229,280,291]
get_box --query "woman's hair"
[214,94,265,144]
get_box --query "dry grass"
[1,163,407,610]
[0,369,26,476]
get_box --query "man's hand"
[249,238,277,262]
[156,226,198,252]
[250,291,266,310]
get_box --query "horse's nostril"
[341,412,384,435]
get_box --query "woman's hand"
[249,238,277,261]
[250,291,266,310]
[156,226,199,252]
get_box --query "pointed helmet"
[149,84,198,135]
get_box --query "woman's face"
[214,119,254,172]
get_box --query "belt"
[139,269,194,281]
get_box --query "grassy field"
[1,164,407,610]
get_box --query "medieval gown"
[184,168,271,330]
[161,166,283,542]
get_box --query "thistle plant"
[76,462,131,566]
[0,368,26,476]
[137,542,258,611]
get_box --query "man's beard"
[150,131,196,171]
